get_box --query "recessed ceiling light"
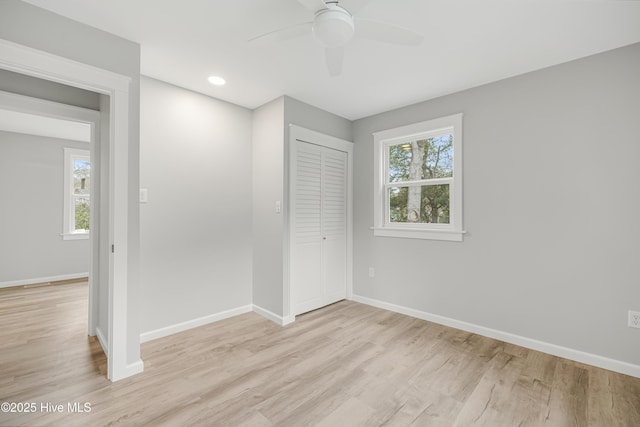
[208,75,226,86]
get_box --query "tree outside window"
[388,135,453,224]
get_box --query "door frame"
[285,124,353,322]
[0,39,141,381]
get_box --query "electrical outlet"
[368,267,375,278]
[629,310,640,329]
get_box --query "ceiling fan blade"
[296,0,328,13]
[325,47,344,77]
[355,18,423,46]
[248,22,312,45]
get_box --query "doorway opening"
[0,82,106,358]
[0,38,141,381]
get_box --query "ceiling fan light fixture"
[312,5,354,48]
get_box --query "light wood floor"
[1,282,639,426]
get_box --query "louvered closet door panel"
[292,141,323,313]
[292,140,348,316]
[322,148,347,302]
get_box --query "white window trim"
[63,147,91,240]
[373,113,465,241]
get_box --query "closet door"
[292,142,324,315]
[321,147,347,304]
[292,140,347,316]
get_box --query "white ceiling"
[22,0,640,120]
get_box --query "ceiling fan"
[249,0,423,76]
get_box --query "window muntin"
[373,114,463,241]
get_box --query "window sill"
[370,226,465,242]
[62,232,89,241]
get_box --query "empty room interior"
[1,0,639,425]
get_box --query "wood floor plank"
[544,361,588,426]
[452,351,526,426]
[587,367,640,426]
[1,282,640,426]
[316,397,374,427]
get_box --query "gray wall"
[283,96,352,143]
[0,0,142,365]
[252,97,285,314]
[0,131,89,283]
[0,69,99,110]
[252,95,352,316]
[139,77,253,333]
[352,42,640,366]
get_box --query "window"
[373,113,464,241]
[63,147,91,240]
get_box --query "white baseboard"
[139,304,298,345]
[124,360,144,377]
[0,272,88,289]
[140,305,253,343]
[352,294,640,379]
[95,326,108,357]
[110,359,144,382]
[253,305,295,326]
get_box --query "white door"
[291,140,348,316]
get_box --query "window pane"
[75,196,90,231]
[73,158,90,195]
[388,134,453,183]
[389,184,450,224]
[425,135,453,178]
[388,143,412,182]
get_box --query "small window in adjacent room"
[63,147,90,240]
[373,113,464,241]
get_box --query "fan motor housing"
[312,5,354,48]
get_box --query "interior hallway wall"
[139,77,253,334]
